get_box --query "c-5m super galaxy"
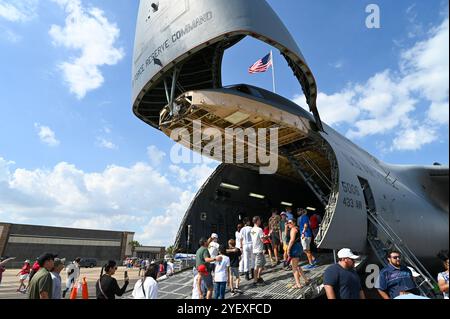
[131,0,448,294]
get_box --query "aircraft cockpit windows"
[227,85,264,99]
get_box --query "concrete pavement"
[0,266,141,299]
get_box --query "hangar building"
[0,222,135,268]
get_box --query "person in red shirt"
[263,223,274,267]
[29,260,41,282]
[16,260,31,293]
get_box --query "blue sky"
[0,0,448,246]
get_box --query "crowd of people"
[192,207,323,299]
[0,254,83,299]
[189,206,449,300]
[0,207,448,301]
[323,248,450,300]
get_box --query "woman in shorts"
[286,219,310,288]
[17,260,31,293]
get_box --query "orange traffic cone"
[81,277,89,299]
[69,283,78,299]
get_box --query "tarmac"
[0,266,141,299]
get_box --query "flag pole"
[271,50,276,93]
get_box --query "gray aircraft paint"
[317,123,448,255]
[132,0,321,129]
[133,0,448,260]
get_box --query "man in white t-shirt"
[166,260,175,276]
[235,223,244,274]
[240,218,254,281]
[132,264,158,299]
[208,233,220,273]
[214,246,230,299]
[208,233,220,258]
[250,216,267,286]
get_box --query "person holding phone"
[96,260,129,299]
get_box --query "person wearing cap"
[16,259,31,293]
[208,233,220,268]
[323,248,365,299]
[196,238,222,299]
[192,264,209,299]
[376,249,417,299]
[28,253,57,299]
[63,257,81,298]
[50,258,65,299]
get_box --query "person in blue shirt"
[324,248,365,299]
[285,207,294,221]
[297,208,317,269]
[376,249,418,299]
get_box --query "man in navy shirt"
[324,248,365,299]
[376,249,418,299]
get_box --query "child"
[214,245,230,299]
[226,239,242,296]
[192,265,209,299]
[16,260,31,293]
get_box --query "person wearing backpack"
[132,264,158,299]
[96,260,129,299]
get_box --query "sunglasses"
[390,256,401,260]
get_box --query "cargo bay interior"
[174,163,328,253]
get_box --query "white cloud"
[0,0,38,22]
[346,70,418,139]
[0,157,14,182]
[136,191,195,246]
[34,123,60,147]
[97,137,117,150]
[0,158,198,246]
[147,145,166,166]
[0,28,22,43]
[392,126,438,151]
[169,163,216,188]
[428,102,449,125]
[297,17,449,152]
[293,89,360,126]
[49,0,125,99]
[330,61,344,69]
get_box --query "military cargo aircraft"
[131,0,448,294]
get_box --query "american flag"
[248,52,273,74]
